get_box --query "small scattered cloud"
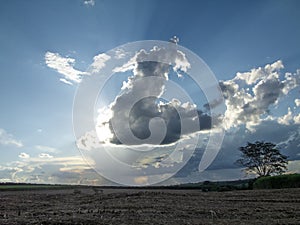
[295,99,300,107]
[45,51,88,85]
[38,153,53,159]
[293,113,300,124]
[45,51,111,85]
[83,0,95,7]
[77,130,102,151]
[114,48,127,59]
[0,128,23,148]
[90,53,111,73]
[278,107,293,125]
[19,152,30,159]
[0,155,106,185]
[134,176,148,185]
[59,78,73,85]
[282,69,300,95]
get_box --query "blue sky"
[0,0,300,185]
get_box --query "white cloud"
[0,155,103,185]
[112,57,136,73]
[35,145,59,153]
[134,176,148,185]
[45,51,88,85]
[90,53,111,73]
[282,69,300,95]
[38,153,53,159]
[278,107,293,125]
[173,50,191,73]
[115,48,127,59]
[76,130,102,151]
[220,60,300,131]
[83,0,95,6]
[59,78,73,85]
[294,113,300,124]
[45,51,111,85]
[0,128,23,147]
[234,60,283,85]
[295,99,300,107]
[18,152,30,159]
[28,155,88,165]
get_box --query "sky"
[0,0,300,185]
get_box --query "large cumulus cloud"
[220,60,300,131]
[96,45,214,146]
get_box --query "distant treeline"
[164,179,251,191]
[1,174,299,191]
[0,183,77,191]
[253,174,300,189]
[175,174,300,191]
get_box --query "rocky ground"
[0,187,299,224]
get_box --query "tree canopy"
[236,141,288,177]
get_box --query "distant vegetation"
[0,183,75,191]
[253,174,300,189]
[168,179,252,192]
[164,174,300,191]
[0,180,252,192]
[1,174,300,192]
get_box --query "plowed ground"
[0,188,299,224]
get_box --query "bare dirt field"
[0,187,299,225]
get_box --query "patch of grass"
[253,173,300,189]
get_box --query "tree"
[236,141,288,177]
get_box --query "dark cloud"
[203,98,224,112]
[109,96,212,145]
[105,47,213,145]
